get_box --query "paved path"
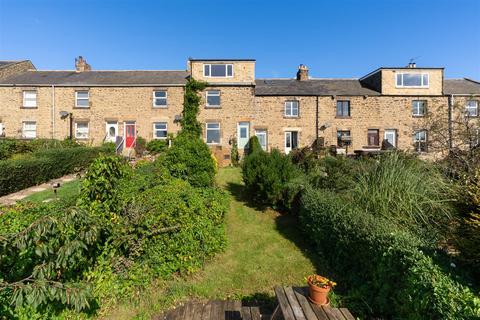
[0,174,78,206]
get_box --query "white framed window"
[466,100,478,117]
[412,100,427,116]
[413,130,428,152]
[75,91,89,108]
[75,122,89,139]
[153,122,168,139]
[255,129,267,151]
[396,73,429,88]
[23,90,37,108]
[153,90,167,107]
[203,64,233,78]
[285,101,299,117]
[206,122,220,144]
[22,121,36,139]
[206,90,221,107]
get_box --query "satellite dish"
[59,111,70,119]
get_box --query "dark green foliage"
[134,136,147,156]
[246,136,262,156]
[242,149,298,207]
[113,178,228,276]
[0,145,112,196]
[0,206,105,314]
[77,155,129,217]
[146,139,168,154]
[180,78,207,136]
[300,188,480,319]
[0,138,80,160]
[230,137,239,166]
[162,133,216,187]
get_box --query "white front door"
[237,122,250,149]
[285,131,298,154]
[105,121,118,143]
[384,129,397,148]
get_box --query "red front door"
[125,123,136,148]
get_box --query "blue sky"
[0,0,479,79]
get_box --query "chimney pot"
[297,64,309,81]
[75,56,92,72]
[407,62,417,68]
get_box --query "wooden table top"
[273,286,355,320]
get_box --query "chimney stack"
[75,56,91,72]
[297,64,309,81]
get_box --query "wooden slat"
[191,303,204,320]
[339,308,355,320]
[274,286,296,320]
[321,306,340,320]
[250,307,262,320]
[241,306,252,320]
[201,301,212,320]
[183,302,196,320]
[331,308,346,320]
[293,287,321,320]
[284,286,307,320]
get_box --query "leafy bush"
[300,187,480,319]
[146,139,168,154]
[230,137,239,166]
[0,145,113,196]
[162,133,216,187]
[77,155,129,218]
[242,148,298,207]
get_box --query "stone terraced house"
[0,57,479,166]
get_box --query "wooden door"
[125,123,136,148]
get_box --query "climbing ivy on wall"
[180,78,207,136]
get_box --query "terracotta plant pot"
[307,275,332,305]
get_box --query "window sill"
[412,115,425,118]
[153,106,168,109]
[283,116,300,119]
[206,142,221,146]
[20,106,38,109]
[205,106,221,109]
[335,116,351,119]
[73,107,90,110]
[363,145,381,149]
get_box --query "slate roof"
[255,78,381,96]
[444,79,480,95]
[0,70,189,86]
[0,61,23,69]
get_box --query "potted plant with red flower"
[306,274,336,305]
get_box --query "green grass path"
[104,167,319,319]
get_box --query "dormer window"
[204,64,233,78]
[396,73,429,88]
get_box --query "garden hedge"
[0,145,113,196]
[300,187,480,319]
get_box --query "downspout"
[51,85,55,139]
[316,96,319,147]
[448,94,453,153]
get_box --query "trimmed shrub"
[0,138,80,160]
[242,148,298,207]
[230,137,239,166]
[162,133,216,187]
[246,136,262,156]
[146,139,168,154]
[300,187,480,319]
[0,145,112,196]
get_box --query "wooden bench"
[272,286,355,320]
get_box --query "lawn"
[22,179,81,203]
[102,167,323,319]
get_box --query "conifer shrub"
[162,133,216,187]
[242,148,298,207]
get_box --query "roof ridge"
[464,78,480,85]
[32,69,188,72]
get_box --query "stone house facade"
[0,57,479,164]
